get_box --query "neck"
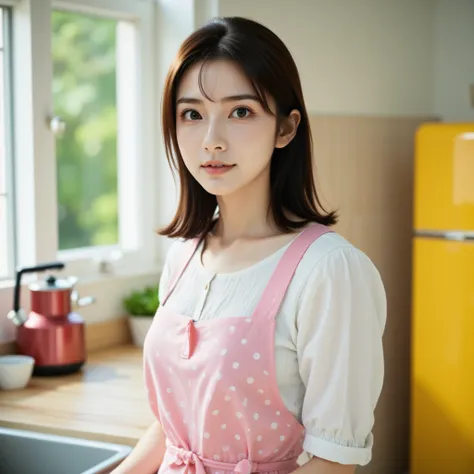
[213,171,274,243]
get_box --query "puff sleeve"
[296,246,387,466]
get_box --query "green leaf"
[123,286,160,317]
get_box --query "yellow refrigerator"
[410,122,474,474]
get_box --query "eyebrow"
[176,94,260,105]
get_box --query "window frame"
[8,0,159,283]
[0,5,16,280]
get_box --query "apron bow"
[170,447,206,474]
[169,445,259,474]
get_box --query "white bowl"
[0,355,35,390]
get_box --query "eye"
[230,107,253,119]
[181,109,202,121]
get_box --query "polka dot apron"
[143,224,331,474]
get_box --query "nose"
[203,121,228,153]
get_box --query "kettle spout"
[7,309,27,326]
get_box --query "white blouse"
[158,231,387,466]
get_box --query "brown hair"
[159,16,338,239]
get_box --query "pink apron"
[143,224,331,474]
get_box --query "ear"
[275,109,301,149]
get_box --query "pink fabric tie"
[170,447,206,474]
[168,444,298,474]
[181,320,196,359]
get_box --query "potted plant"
[123,285,159,347]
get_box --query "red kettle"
[7,262,96,376]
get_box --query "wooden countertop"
[0,345,154,446]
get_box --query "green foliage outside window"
[52,10,118,250]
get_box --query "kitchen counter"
[0,345,154,446]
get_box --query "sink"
[0,426,133,474]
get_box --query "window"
[52,11,120,251]
[0,6,14,280]
[52,6,151,273]
[6,0,157,281]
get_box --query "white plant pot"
[128,316,153,347]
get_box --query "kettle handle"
[13,262,65,312]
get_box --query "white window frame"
[1,4,16,280]
[9,0,159,283]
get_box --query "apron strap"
[161,238,201,306]
[251,223,332,321]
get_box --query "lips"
[201,160,236,176]
[201,160,235,169]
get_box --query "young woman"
[113,16,386,474]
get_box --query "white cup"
[0,355,35,390]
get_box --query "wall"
[216,0,435,117]
[433,0,474,122]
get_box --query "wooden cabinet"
[309,114,437,474]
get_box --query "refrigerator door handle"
[414,230,474,241]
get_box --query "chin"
[202,186,237,197]
[199,181,242,197]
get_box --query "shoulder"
[158,238,198,297]
[293,229,387,330]
[165,237,190,259]
[162,237,198,272]
[297,230,383,286]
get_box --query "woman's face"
[175,59,292,198]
